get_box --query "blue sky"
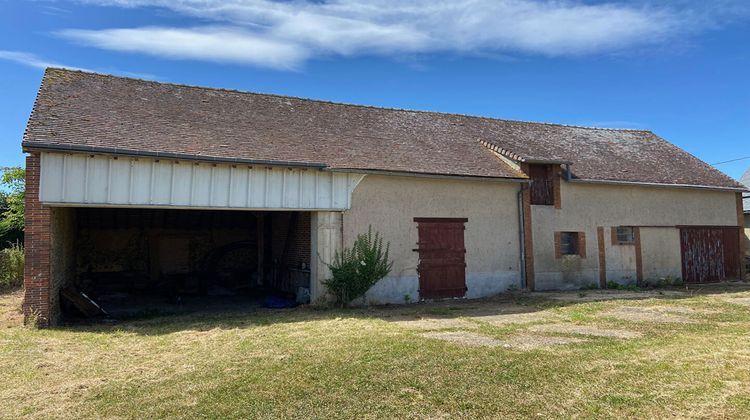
[1,0,749,179]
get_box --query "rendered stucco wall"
[343,175,522,304]
[640,227,682,281]
[602,235,638,286]
[532,181,738,290]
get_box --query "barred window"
[560,232,579,255]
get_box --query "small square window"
[560,232,579,255]
[615,226,635,244]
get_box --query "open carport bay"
[53,207,311,319]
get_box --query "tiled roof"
[478,122,743,189]
[23,68,744,190]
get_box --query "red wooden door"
[414,218,467,299]
[680,227,741,283]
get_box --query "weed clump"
[0,243,23,290]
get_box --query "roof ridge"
[44,67,652,134]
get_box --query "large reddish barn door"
[414,218,468,299]
[680,226,741,283]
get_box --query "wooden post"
[519,164,535,290]
[634,227,643,285]
[737,193,747,280]
[257,212,265,286]
[597,227,606,288]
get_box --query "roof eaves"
[22,142,328,169]
[569,178,748,192]
[327,167,529,182]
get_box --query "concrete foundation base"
[361,271,522,305]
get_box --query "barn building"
[22,69,747,326]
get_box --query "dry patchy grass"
[2,285,750,418]
[0,288,23,329]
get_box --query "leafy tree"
[0,167,24,246]
[324,226,393,307]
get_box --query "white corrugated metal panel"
[39,152,365,210]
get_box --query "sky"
[1,0,749,180]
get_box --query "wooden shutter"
[529,164,553,205]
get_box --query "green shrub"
[324,226,393,307]
[0,243,24,290]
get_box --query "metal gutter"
[37,202,351,211]
[327,168,530,183]
[568,178,747,192]
[22,142,328,169]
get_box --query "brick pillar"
[23,152,53,327]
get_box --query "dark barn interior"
[60,208,311,319]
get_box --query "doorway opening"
[58,207,311,319]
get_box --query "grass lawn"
[3,284,750,418]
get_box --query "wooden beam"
[634,227,643,285]
[257,213,265,286]
[520,163,535,290]
[738,192,747,279]
[597,227,606,288]
[553,165,561,209]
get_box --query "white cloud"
[0,50,91,71]
[56,0,742,69]
[60,26,309,70]
[0,50,159,79]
